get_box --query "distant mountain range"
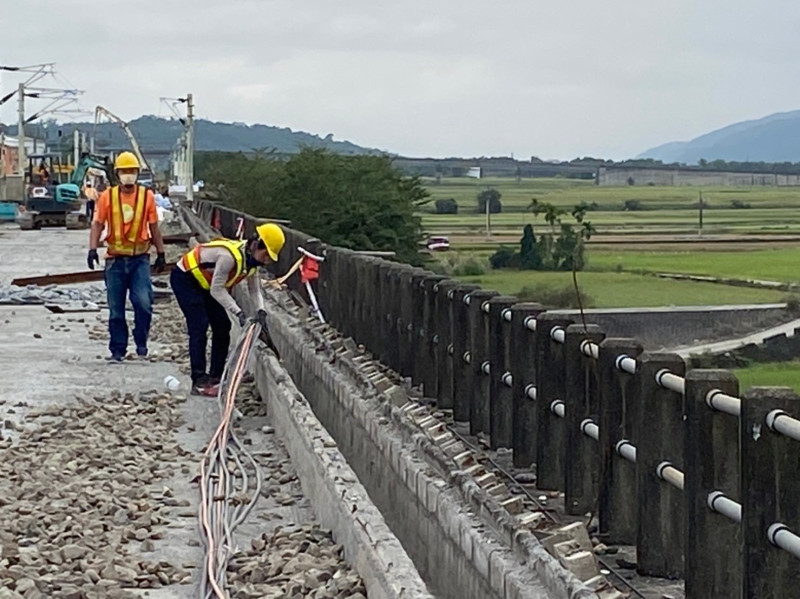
[638,110,800,164]
[2,115,378,156]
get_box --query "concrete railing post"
[398,268,423,378]
[451,285,480,423]
[421,275,447,398]
[510,303,546,469]
[684,369,741,599]
[385,265,407,373]
[636,352,686,576]
[741,387,800,599]
[535,313,574,491]
[488,295,517,449]
[597,338,642,545]
[564,324,605,517]
[409,271,431,387]
[375,261,394,364]
[467,290,499,436]
[435,280,460,410]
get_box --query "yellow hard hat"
[256,223,285,261]
[114,151,140,170]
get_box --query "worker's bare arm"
[149,222,165,254]
[89,221,104,251]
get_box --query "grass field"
[421,177,800,237]
[734,361,800,393]
[456,270,788,308]
[589,247,800,282]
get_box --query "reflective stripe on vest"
[180,239,254,290]
[108,185,148,255]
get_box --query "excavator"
[16,153,113,230]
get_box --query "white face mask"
[119,173,137,186]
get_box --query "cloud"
[2,0,800,159]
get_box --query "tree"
[435,198,458,214]
[519,224,541,270]
[477,188,502,214]
[196,148,427,263]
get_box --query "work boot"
[191,376,218,397]
[105,353,124,363]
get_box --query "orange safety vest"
[108,185,149,256]
[180,239,255,291]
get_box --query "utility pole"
[185,93,194,203]
[485,191,491,239]
[17,83,25,175]
[73,128,80,166]
[698,191,704,236]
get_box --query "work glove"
[236,311,247,327]
[256,309,268,330]
[87,249,99,270]
[154,252,166,273]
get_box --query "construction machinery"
[94,106,153,183]
[16,152,112,230]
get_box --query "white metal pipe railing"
[707,491,742,523]
[655,369,686,395]
[766,409,800,443]
[615,354,637,375]
[616,439,637,464]
[656,461,685,491]
[580,340,599,359]
[523,316,536,331]
[705,389,741,417]
[580,418,599,441]
[768,523,800,560]
[550,400,565,418]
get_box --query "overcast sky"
[2,0,799,160]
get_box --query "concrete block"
[559,550,600,582]
[471,528,491,580]
[554,521,593,552]
[488,548,507,598]
[500,495,524,515]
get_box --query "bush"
[731,200,751,209]
[515,284,595,309]
[489,246,516,270]
[435,198,458,214]
[431,252,487,276]
[623,199,642,211]
[452,257,486,276]
[784,294,800,315]
[477,188,502,213]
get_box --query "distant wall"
[550,305,791,350]
[596,166,800,187]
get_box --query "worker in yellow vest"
[88,152,165,362]
[170,223,285,396]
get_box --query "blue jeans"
[170,269,231,383]
[104,254,153,357]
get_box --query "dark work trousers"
[170,268,231,383]
[104,253,153,358]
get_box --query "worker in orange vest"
[87,152,166,362]
[170,223,285,396]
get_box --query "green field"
[589,247,800,282]
[734,361,800,394]
[456,270,787,308]
[421,177,800,237]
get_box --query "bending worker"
[88,152,166,361]
[170,223,285,396]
